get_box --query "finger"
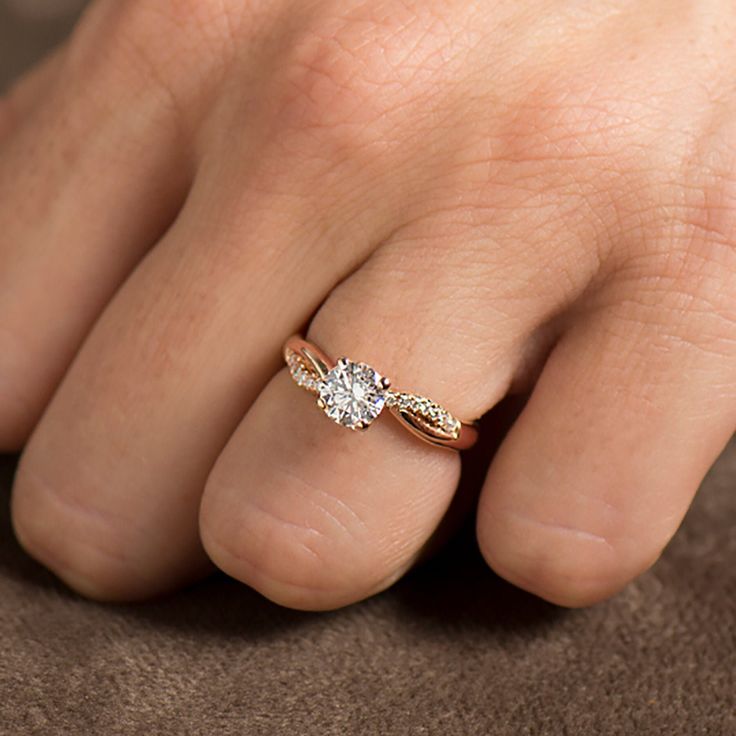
[476,256,736,606]
[199,208,603,610]
[9,121,402,600]
[0,5,193,449]
[9,2,530,603]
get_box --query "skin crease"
[2,0,735,609]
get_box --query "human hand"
[3,0,735,608]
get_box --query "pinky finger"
[477,264,736,606]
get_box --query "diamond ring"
[284,335,478,450]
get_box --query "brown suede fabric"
[1,445,735,735]
[1,8,735,735]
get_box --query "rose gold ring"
[284,335,478,451]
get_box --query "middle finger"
[11,123,393,599]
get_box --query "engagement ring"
[284,335,478,450]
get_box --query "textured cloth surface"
[1,9,735,736]
[1,447,735,736]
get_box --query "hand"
[3,0,735,608]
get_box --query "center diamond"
[318,359,388,430]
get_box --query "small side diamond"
[386,389,461,439]
[287,351,321,394]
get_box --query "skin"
[1,0,735,610]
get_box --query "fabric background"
[1,6,735,735]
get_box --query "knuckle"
[679,179,736,290]
[63,0,248,124]
[112,0,247,62]
[612,207,736,357]
[202,468,370,609]
[103,0,242,53]
[478,508,655,607]
[269,4,457,157]
[607,166,736,357]
[486,541,623,608]
[627,104,736,296]
[204,505,338,609]
[11,462,138,600]
[496,69,623,172]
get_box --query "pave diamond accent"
[318,359,388,430]
[385,391,461,439]
[286,351,320,393]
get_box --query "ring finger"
[199,204,603,610]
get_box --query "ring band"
[284,335,478,451]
